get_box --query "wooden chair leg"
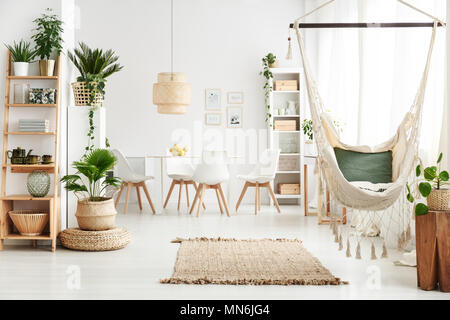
[136,186,143,211]
[193,182,206,209]
[255,183,259,215]
[235,182,249,213]
[124,182,132,214]
[0,239,4,251]
[142,182,156,214]
[190,183,201,215]
[115,183,124,208]
[258,185,261,211]
[217,184,230,217]
[197,184,206,217]
[215,188,224,214]
[267,183,281,213]
[185,183,190,208]
[163,180,176,209]
[177,180,184,212]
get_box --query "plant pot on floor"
[427,189,450,211]
[39,59,55,76]
[71,81,104,106]
[75,197,117,231]
[13,62,30,76]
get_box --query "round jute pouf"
[60,227,130,251]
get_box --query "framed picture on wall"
[227,92,244,104]
[227,106,243,128]
[205,113,221,126]
[205,88,221,110]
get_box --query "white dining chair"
[111,149,156,214]
[163,157,205,212]
[189,150,230,217]
[235,149,281,215]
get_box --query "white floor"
[0,203,448,300]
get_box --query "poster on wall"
[227,92,244,104]
[205,88,221,110]
[205,113,221,126]
[227,106,243,128]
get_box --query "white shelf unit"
[268,68,305,206]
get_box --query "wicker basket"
[75,198,117,231]
[427,189,450,211]
[8,210,49,236]
[71,82,104,106]
[60,227,130,251]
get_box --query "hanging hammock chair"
[293,0,443,212]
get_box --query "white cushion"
[237,174,274,184]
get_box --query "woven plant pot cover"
[60,227,130,251]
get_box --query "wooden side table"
[416,210,449,292]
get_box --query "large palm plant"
[67,42,123,82]
[61,149,121,201]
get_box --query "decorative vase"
[27,170,50,197]
[39,60,55,76]
[14,84,30,103]
[13,62,29,76]
[427,189,450,211]
[75,198,117,231]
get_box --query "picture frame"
[227,91,244,104]
[205,113,221,126]
[226,106,243,128]
[205,88,221,110]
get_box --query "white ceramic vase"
[13,62,29,76]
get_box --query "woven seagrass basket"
[60,227,130,251]
[8,210,49,236]
[71,82,104,106]
[427,189,450,211]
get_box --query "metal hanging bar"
[289,22,445,29]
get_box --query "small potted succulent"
[61,148,122,231]
[5,40,37,76]
[32,8,63,76]
[406,152,450,215]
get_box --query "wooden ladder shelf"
[0,51,61,251]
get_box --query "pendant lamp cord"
[170,0,174,80]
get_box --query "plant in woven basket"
[67,42,123,154]
[260,53,276,126]
[4,40,37,62]
[406,152,450,216]
[61,149,121,202]
[32,8,63,60]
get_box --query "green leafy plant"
[67,42,123,155]
[302,119,313,140]
[4,40,37,62]
[61,149,121,202]
[32,8,63,60]
[260,53,276,126]
[406,152,449,216]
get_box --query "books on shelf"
[18,119,50,132]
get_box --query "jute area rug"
[160,238,348,285]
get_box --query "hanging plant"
[67,42,123,156]
[260,53,276,126]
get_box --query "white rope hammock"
[292,0,444,258]
[294,0,439,211]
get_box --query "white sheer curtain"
[302,0,446,166]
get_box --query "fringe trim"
[160,277,348,286]
[371,243,377,260]
[355,242,361,259]
[171,237,303,244]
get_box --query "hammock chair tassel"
[334,231,339,243]
[346,238,351,257]
[371,243,377,260]
[356,242,362,259]
[338,234,343,251]
[381,242,388,259]
[406,224,412,242]
[286,28,292,60]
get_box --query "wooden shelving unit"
[0,51,61,251]
[268,68,304,206]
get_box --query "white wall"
[74,0,305,205]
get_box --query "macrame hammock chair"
[292,0,445,259]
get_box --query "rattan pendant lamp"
[153,0,191,114]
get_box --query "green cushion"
[333,148,392,184]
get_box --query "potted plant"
[68,42,123,107]
[406,152,450,215]
[61,149,122,231]
[4,40,37,76]
[32,8,63,76]
[260,53,277,126]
